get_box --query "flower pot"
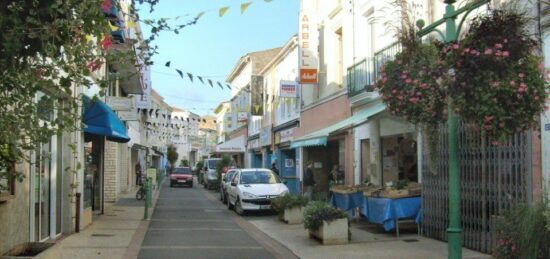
[283,206,304,224]
[308,218,349,245]
[2,242,59,259]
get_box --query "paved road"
[138,178,294,259]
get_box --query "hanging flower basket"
[447,9,549,143]
[376,42,447,126]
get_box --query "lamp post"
[416,0,489,258]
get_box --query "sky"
[137,0,300,116]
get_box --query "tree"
[166,144,178,174]
[0,0,198,190]
[216,155,232,189]
[180,159,189,167]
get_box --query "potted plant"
[303,201,349,245]
[271,193,309,224]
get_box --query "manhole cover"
[91,234,115,237]
[402,239,419,243]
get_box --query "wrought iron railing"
[347,42,402,97]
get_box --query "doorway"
[33,141,52,241]
[361,139,370,184]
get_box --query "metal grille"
[421,123,532,253]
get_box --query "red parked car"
[170,167,193,188]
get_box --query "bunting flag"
[186,73,193,83]
[197,76,204,84]
[241,2,252,14]
[196,12,205,19]
[226,84,232,90]
[176,69,183,78]
[207,79,214,88]
[109,22,119,32]
[219,6,230,17]
[165,61,171,67]
[85,34,93,43]
[216,82,224,89]
[127,20,136,28]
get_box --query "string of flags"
[166,62,232,90]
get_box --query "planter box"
[308,218,349,245]
[2,242,59,259]
[283,206,304,224]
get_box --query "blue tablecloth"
[361,196,421,231]
[330,192,364,212]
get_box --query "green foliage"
[271,193,309,216]
[180,159,189,167]
[494,203,550,259]
[166,145,178,173]
[216,155,231,188]
[303,201,347,231]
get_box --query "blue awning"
[290,102,386,149]
[83,95,130,143]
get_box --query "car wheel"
[170,181,174,187]
[235,198,246,216]
[227,197,234,210]
[219,189,223,201]
[223,191,227,204]
[189,183,193,188]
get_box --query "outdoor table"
[330,191,364,216]
[361,195,421,236]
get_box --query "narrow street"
[137,179,294,259]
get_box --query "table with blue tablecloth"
[330,191,364,215]
[361,195,422,236]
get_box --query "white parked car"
[219,169,237,204]
[226,169,289,215]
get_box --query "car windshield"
[208,160,219,169]
[240,171,281,185]
[173,168,191,174]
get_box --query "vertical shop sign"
[299,12,318,84]
[250,75,264,116]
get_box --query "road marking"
[140,245,264,250]
[148,228,242,231]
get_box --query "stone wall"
[103,141,119,203]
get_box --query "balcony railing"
[347,42,402,97]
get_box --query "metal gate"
[421,123,533,253]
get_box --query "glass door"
[34,142,51,241]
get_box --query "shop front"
[260,127,272,169]
[248,137,262,168]
[81,96,130,227]
[214,135,246,168]
[274,126,299,194]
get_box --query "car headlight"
[242,192,257,199]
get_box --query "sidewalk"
[247,216,491,259]
[51,183,162,259]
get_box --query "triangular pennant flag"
[241,2,252,14]
[196,12,205,19]
[216,82,224,89]
[109,22,119,32]
[197,76,204,84]
[264,0,273,2]
[165,61,171,67]
[127,20,136,28]
[285,98,292,105]
[226,84,232,90]
[219,6,230,17]
[207,79,214,88]
[85,34,93,43]
[187,73,193,83]
[175,69,183,78]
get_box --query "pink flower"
[416,91,422,96]
[401,74,408,79]
[392,89,397,94]
[503,39,508,43]
[510,80,516,86]
[100,0,113,13]
[484,115,493,122]
[502,51,510,57]
[491,81,500,88]
[463,48,470,53]
[538,62,545,72]
[100,35,112,50]
[452,44,459,49]
[405,78,412,84]
[397,95,403,101]
[397,60,402,65]
[409,97,419,104]
[535,95,540,100]
[484,48,493,55]
[420,83,428,88]
[518,73,525,78]
[491,140,500,146]
[495,43,503,49]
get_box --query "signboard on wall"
[248,138,259,150]
[279,128,294,143]
[237,112,248,122]
[260,127,272,146]
[118,110,138,121]
[107,96,134,111]
[299,12,318,84]
[280,81,298,98]
[250,75,264,116]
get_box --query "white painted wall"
[541,33,550,200]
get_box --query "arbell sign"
[299,12,318,84]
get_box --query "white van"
[202,158,221,189]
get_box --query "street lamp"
[416,0,489,258]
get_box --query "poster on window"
[285,159,294,168]
[250,75,264,116]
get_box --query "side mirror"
[231,182,237,187]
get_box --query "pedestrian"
[330,164,340,184]
[135,162,142,186]
[303,161,315,200]
[271,162,279,176]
